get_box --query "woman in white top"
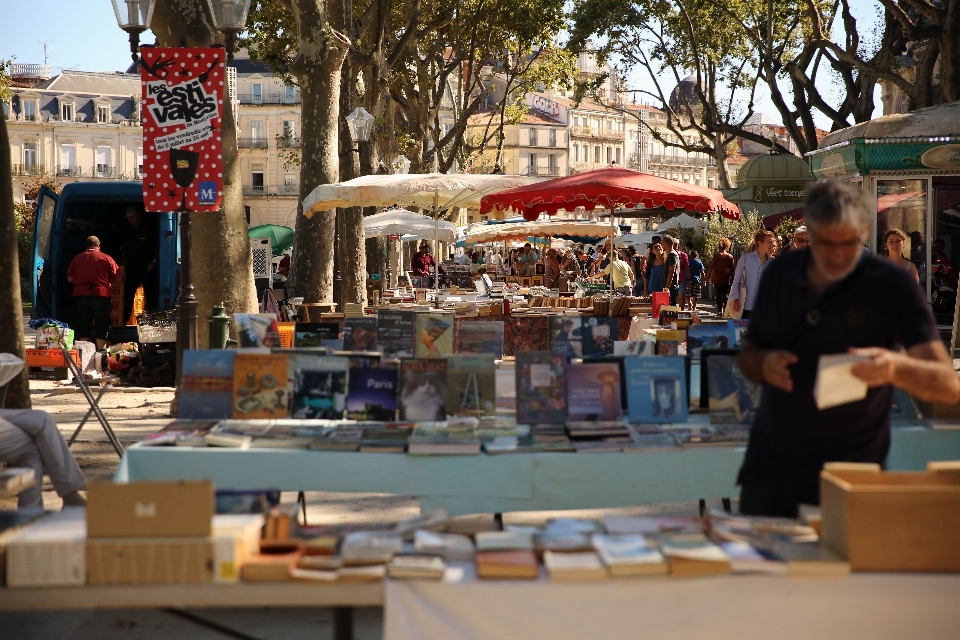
[729,229,776,319]
[883,228,920,284]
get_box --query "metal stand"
[297,490,308,525]
[60,341,124,457]
[175,211,199,386]
[333,607,353,640]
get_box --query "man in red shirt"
[66,236,120,349]
[411,240,442,287]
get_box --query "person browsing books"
[736,180,960,518]
[729,229,775,319]
[705,238,735,315]
[588,249,634,294]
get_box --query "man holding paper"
[737,180,960,517]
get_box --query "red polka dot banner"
[140,47,224,213]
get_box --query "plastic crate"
[278,322,295,348]
[25,349,80,368]
[140,342,176,365]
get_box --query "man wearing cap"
[66,236,121,350]
[119,205,159,323]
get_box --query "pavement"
[2,312,714,639]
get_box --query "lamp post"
[110,0,155,66]
[335,107,374,307]
[205,0,252,61]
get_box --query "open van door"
[32,186,59,318]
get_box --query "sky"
[2,0,885,130]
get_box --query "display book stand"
[57,336,124,457]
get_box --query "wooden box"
[820,463,960,572]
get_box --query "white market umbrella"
[303,173,543,300]
[616,231,658,247]
[655,212,706,233]
[465,219,619,245]
[364,209,458,242]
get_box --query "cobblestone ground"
[3,314,714,639]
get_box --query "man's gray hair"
[804,180,873,230]
[793,225,807,235]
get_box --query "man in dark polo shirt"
[66,236,120,350]
[737,180,959,517]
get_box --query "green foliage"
[703,209,764,257]
[773,215,801,241]
[236,1,298,86]
[0,57,13,103]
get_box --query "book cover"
[581,317,619,357]
[455,320,504,356]
[345,365,398,421]
[706,353,761,424]
[342,316,378,351]
[180,350,235,419]
[415,314,454,358]
[234,314,281,347]
[515,352,568,424]
[655,330,683,356]
[358,424,413,452]
[625,356,687,423]
[566,362,622,421]
[399,358,448,421]
[232,352,290,419]
[658,305,681,326]
[376,310,417,360]
[727,319,749,348]
[446,355,497,417]
[686,324,730,359]
[549,316,583,357]
[290,357,349,420]
[613,340,655,357]
[293,323,341,347]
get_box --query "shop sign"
[140,47,225,213]
[751,184,807,203]
[920,144,960,170]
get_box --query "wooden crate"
[820,464,960,572]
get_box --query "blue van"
[32,182,180,332]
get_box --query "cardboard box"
[5,508,86,587]
[87,480,214,539]
[820,463,960,572]
[87,538,214,585]
[211,514,265,584]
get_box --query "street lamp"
[345,107,375,144]
[110,0,155,66]
[205,0,252,61]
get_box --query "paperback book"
[455,320,504,356]
[515,352,568,424]
[232,352,290,419]
[359,424,414,452]
[377,310,417,360]
[727,319,749,348]
[345,365,398,421]
[308,426,363,451]
[613,340,655,357]
[704,352,761,424]
[625,356,688,423]
[686,324,730,359]
[342,316,378,351]
[549,316,583,357]
[415,314,454,358]
[399,358,448,421]
[566,362,622,421]
[290,356,349,420]
[234,314,281,347]
[581,317,619,357]
[446,355,497,417]
[180,350,235,419]
[655,330,683,356]
[293,323,341,348]
[406,423,482,455]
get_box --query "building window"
[96,146,112,175]
[23,141,38,167]
[573,144,579,162]
[282,120,296,139]
[97,105,110,123]
[616,148,621,165]
[245,206,251,225]
[251,170,265,194]
[60,102,74,121]
[529,153,538,175]
[136,148,144,176]
[548,154,558,175]
[285,85,295,101]
[59,144,76,175]
[250,120,264,141]
[529,128,537,147]
[549,129,556,147]
[594,146,600,164]
[607,147,613,164]
[252,83,263,102]
[573,117,579,127]
[23,100,37,121]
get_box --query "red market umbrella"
[479,167,740,221]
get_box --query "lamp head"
[346,107,375,143]
[111,0,155,33]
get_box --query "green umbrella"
[247,224,295,256]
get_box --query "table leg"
[494,512,504,531]
[67,384,111,447]
[298,491,308,525]
[333,607,353,640]
[699,499,706,517]
[722,497,732,513]
[167,608,265,640]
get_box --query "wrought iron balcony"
[279,183,299,195]
[238,137,268,149]
[12,164,44,176]
[57,165,82,177]
[243,185,269,196]
[238,93,300,105]
[92,166,119,178]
